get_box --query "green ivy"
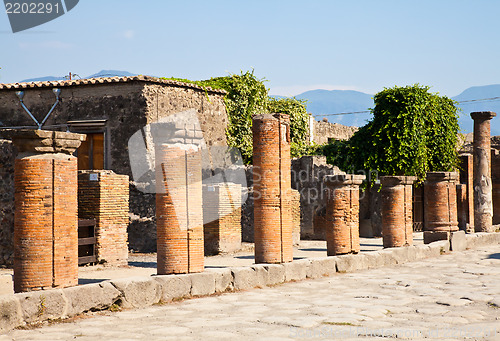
[163,70,312,164]
[321,84,460,183]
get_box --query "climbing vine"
[163,70,312,163]
[321,84,460,182]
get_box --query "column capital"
[324,174,365,187]
[0,129,85,155]
[470,111,497,121]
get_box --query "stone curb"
[1,232,499,333]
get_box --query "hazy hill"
[20,70,137,83]
[295,85,500,135]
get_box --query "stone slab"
[110,277,161,309]
[450,231,467,251]
[64,282,121,316]
[190,272,216,296]
[154,274,191,302]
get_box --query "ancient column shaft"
[380,176,416,248]
[253,113,293,264]
[471,111,496,232]
[2,129,85,293]
[324,174,364,255]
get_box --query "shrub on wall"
[322,84,460,182]
[164,70,313,163]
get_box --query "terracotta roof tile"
[0,75,226,94]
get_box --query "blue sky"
[1,0,500,97]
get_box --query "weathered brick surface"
[324,175,364,255]
[492,149,500,225]
[156,144,204,274]
[471,111,496,232]
[423,172,459,237]
[14,158,56,292]
[456,184,468,232]
[10,130,84,293]
[459,154,474,231]
[380,176,416,248]
[78,170,129,266]
[253,113,293,263]
[203,183,242,255]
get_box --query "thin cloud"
[123,30,135,39]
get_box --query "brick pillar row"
[380,176,416,248]
[3,130,85,293]
[471,111,496,232]
[324,174,364,255]
[252,113,293,264]
[156,144,204,274]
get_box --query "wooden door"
[77,133,104,170]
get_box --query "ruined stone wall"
[291,155,343,240]
[0,78,229,253]
[312,120,358,145]
[0,140,15,266]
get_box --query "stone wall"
[0,77,229,253]
[0,140,15,267]
[312,120,358,145]
[291,155,343,240]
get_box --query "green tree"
[322,84,460,182]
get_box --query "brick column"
[3,130,85,293]
[324,174,365,255]
[253,113,293,264]
[491,149,500,226]
[458,153,474,232]
[423,172,459,243]
[471,111,496,232]
[202,183,242,255]
[380,176,416,248]
[78,170,129,266]
[156,144,204,274]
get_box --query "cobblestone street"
[2,244,500,340]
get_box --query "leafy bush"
[322,84,460,182]
[163,70,313,163]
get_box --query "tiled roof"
[0,75,227,94]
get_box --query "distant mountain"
[20,75,65,82]
[293,85,500,136]
[20,70,137,83]
[294,89,374,128]
[452,84,500,136]
[86,70,137,78]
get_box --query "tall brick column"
[253,113,293,264]
[458,154,474,232]
[423,172,459,243]
[471,111,496,232]
[324,174,365,255]
[3,130,85,293]
[156,144,204,274]
[492,149,500,225]
[380,176,416,248]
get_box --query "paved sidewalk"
[0,234,424,296]
[2,243,499,340]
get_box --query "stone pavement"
[2,243,499,340]
[0,235,423,296]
